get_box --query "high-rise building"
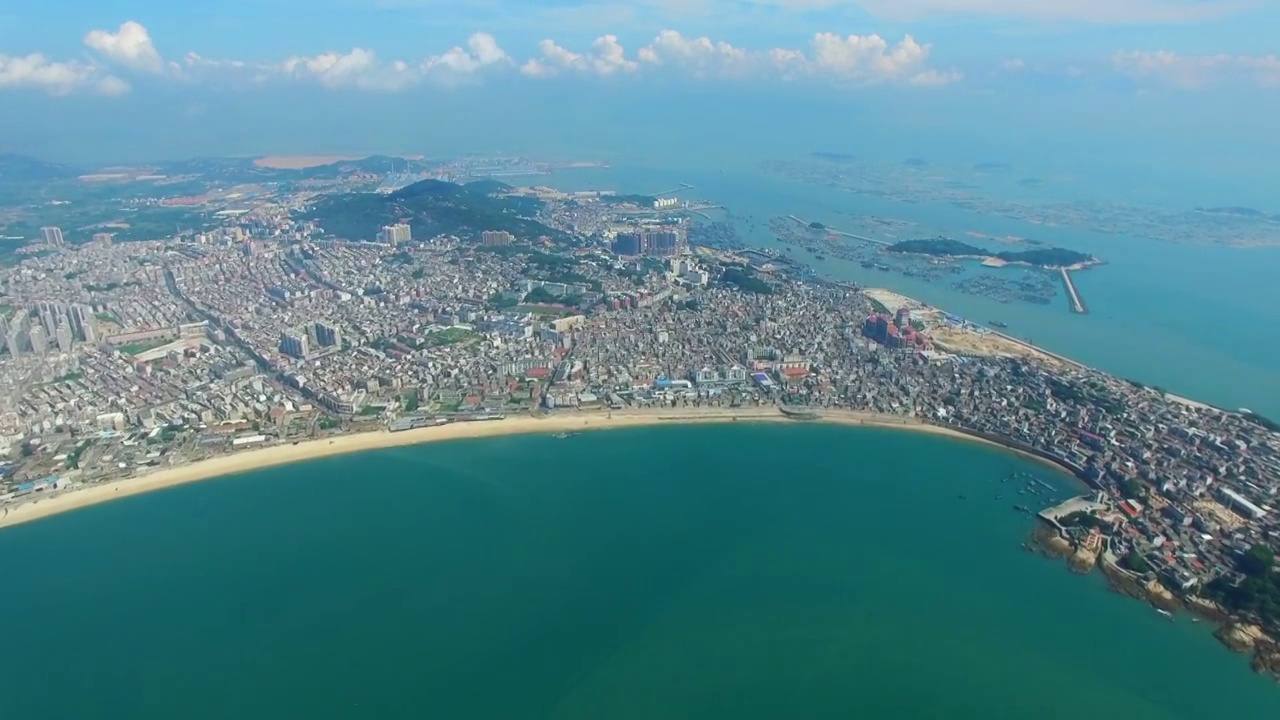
[40,226,64,246]
[481,230,514,246]
[313,321,342,348]
[55,323,73,353]
[92,232,114,246]
[70,305,95,342]
[379,223,412,246]
[610,228,682,257]
[6,326,23,357]
[280,329,311,359]
[28,325,47,354]
[611,232,642,256]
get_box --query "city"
[2,167,1279,677]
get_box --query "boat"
[552,432,570,439]
[1157,609,1174,620]
[989,320,1009,328]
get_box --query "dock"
[655,181,696,196]
[1060,268,1088,314]
[1037,494,1106,530]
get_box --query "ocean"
[1,424,1277,719]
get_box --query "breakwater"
[1060,268,1088,314]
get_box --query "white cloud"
[0,53,110,95]
[285,32,510,90]
[638,30,755,77]
[761,0,1242,24]
[521,35,638,77]
[528,29,958,85]
[84,20,164,74]
[1113,50,1279,88]
[8,21,957,95]
[95,75,132,96]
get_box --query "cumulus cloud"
[84,21,164,74]
[527,29,958,85]
[638,30,754,77]
[777,0,1243,24]
[521,35,638,77]
[285,32,510,90]
[7,20,958,95]
[1113,50,1280,88]
[0,53,125,95]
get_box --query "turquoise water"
[2,424,1277,719]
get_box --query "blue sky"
[1,1,1278,172]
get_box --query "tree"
[1241,544,1275,577]
[1120,551,1150,574]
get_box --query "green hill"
[887,237,1094,268]
[303,179,564,242]
[0,154,78,182]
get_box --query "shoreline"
[0,407,1072,532]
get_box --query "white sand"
[0,408,1047,531]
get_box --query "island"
[886,237,1099,269]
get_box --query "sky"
[1,0,1278,188]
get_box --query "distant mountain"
[0,154,78,182]
[303,179,562,242]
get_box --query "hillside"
[303,179,563,242]
[0,154,78,182]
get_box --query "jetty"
[1037,494,1107,531]
[653,183,694,197]
[1060,268,1088,314]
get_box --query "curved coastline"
[0,407,1076,532]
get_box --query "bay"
[1,424,1276,719]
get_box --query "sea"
[1,424,1277,719]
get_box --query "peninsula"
[0,157,1277,679]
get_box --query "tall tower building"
[379,223,412,246]
[313,321,342,348]
[280,329,311,359]
[55,323,73,353]
[40,227,65,246]
[28,325,47,355]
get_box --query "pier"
[653,183,695,197]
[1060,268,1088,314]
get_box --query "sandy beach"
[0,408,1064,532]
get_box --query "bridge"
[786,215,892,246]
